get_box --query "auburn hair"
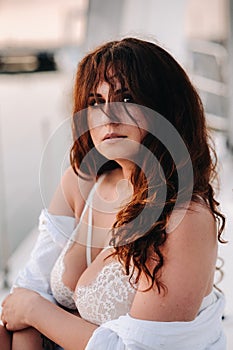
[70,37,225,292]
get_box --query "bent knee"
[12,327,43,350]
[0,324,12,349]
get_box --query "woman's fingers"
[1,310,7,327]
[1,290,14,307]
[0,288,39,331]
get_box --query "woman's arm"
[1,288,97,350]
[130,203,218,322]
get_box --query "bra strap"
[86,201,93,267]
[86,174,106,267]
[85,183,96,267]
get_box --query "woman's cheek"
[89,128,101,147]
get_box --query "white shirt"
[12,209,76,302]
[86,289,226,350]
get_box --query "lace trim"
[73,261,136,325]
[50,239,76,310]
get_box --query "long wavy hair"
[70,37,225,292]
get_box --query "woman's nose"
[101,102,121,125]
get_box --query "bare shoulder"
[167,200,216,239]
[49,166,95,219]
[164,201,217,267]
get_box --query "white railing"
[186,39,228,132]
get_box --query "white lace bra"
[50,236,77,310]
[50,179,136,323]
[74,260,136,325]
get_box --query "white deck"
[0,131,233,349]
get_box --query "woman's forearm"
[27,295,97,350]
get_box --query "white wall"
[227,0,233,149]
[120,0,188,65]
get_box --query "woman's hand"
[1,288,97,349]
[1,288,40,331]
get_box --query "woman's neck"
[114,159,135,181]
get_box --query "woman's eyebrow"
[88,92,102,97]
[88,88,129,98]
[114,87,129,94]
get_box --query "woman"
[1,37,226,349]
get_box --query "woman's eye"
[89,100,98,107]
[88,98,105,107]
[123,95,133,103]
[88,99,97,107]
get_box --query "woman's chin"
[97,140,140,161]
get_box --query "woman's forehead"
[95,79,122,93]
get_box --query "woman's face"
[87,81,148,161]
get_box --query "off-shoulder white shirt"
[13,209,76,302]
[86,289,226,350]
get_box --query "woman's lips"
[103,133,127,141]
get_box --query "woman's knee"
[0,324,12,349]
[12,327,43,350]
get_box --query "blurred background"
[0,0,232,347]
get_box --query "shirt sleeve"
[85,327,125,350]
[12,209,76,302]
